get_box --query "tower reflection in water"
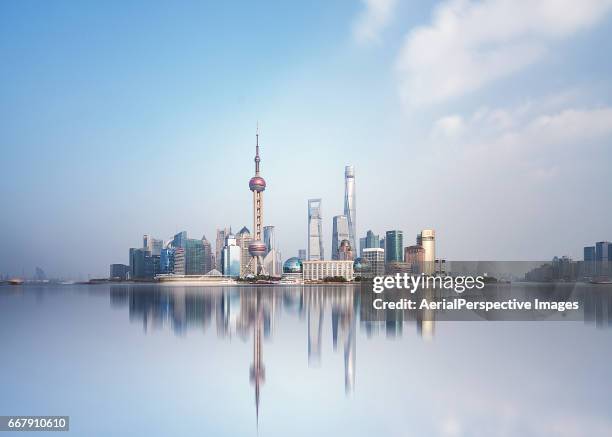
[109,284,427,423]
[109,283,612,424]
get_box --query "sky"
[1,0,612,278]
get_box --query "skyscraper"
[184,238,206,275]
[248,128,268,275]
[201,235,213,274]
[143,234,163,256]
[338,239,354,260]
[308,198,324,260]
[362,230,380,249]
[385,230,404,263]
[332,215,349,260]
[298,249,307,261]
[344,165,356,253]
[420,229,436,275]
[172,231,187,250]
[263,226,276,255]
[215,228,231,271]
[237,227,254,277]
[222,233,241,277]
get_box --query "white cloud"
[396,0,612,106]
[431,103,612,183]
[353,0,397,44]
[432,114,466,138]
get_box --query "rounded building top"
[249,240,267,256]
[249,176,266,192]
[283,257,303,274]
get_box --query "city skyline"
[2,1,612,277]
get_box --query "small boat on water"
[8,278,24,285]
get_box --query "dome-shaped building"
[283,257,303,274]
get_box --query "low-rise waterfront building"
[302,260,354,282]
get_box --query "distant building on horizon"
[308,199,324,260]
[343,165,356,253]
[298,249,307,261]
[332,215,349,260]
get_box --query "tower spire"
[255,123,260,175]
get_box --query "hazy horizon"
[2,0,612,278]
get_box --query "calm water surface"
[1,284,611,437]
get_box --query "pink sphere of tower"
[249,176,266,192]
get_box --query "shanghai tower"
[344,165,356,253]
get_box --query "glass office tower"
[308,199,324,260]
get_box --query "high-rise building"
[308,198,324,260]
[332,215,349,260]
[222,233,241,277]
[248,128,268,275]
[263,226,276,255]
[583,245,596,278]
[129,248,146,279]
[109,264,129,280]
[379,238,385,250]
[184,238,206,275]
[173,248,186,275]
[338,239,354,261]
[343,165,356,253]
[595,241,612,277]
[385,230,403,263]
[362,248,385,277]
[237,227,254,277]
[404,245,425,274]
[160,248,175,274]
[201,236,213,274]
[298,249,307,261]
[143,234,163,256]
[595,241,611,261]
[215,228,231,271]
[420,229,436,275]
[361,230,380,256]
[172,231,187,249]
[263,249,282,277]
[129,248,158,279]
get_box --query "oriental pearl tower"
[248,127,267,275]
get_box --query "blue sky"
[1,0,612,278]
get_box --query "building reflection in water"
[109,283,612,425]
